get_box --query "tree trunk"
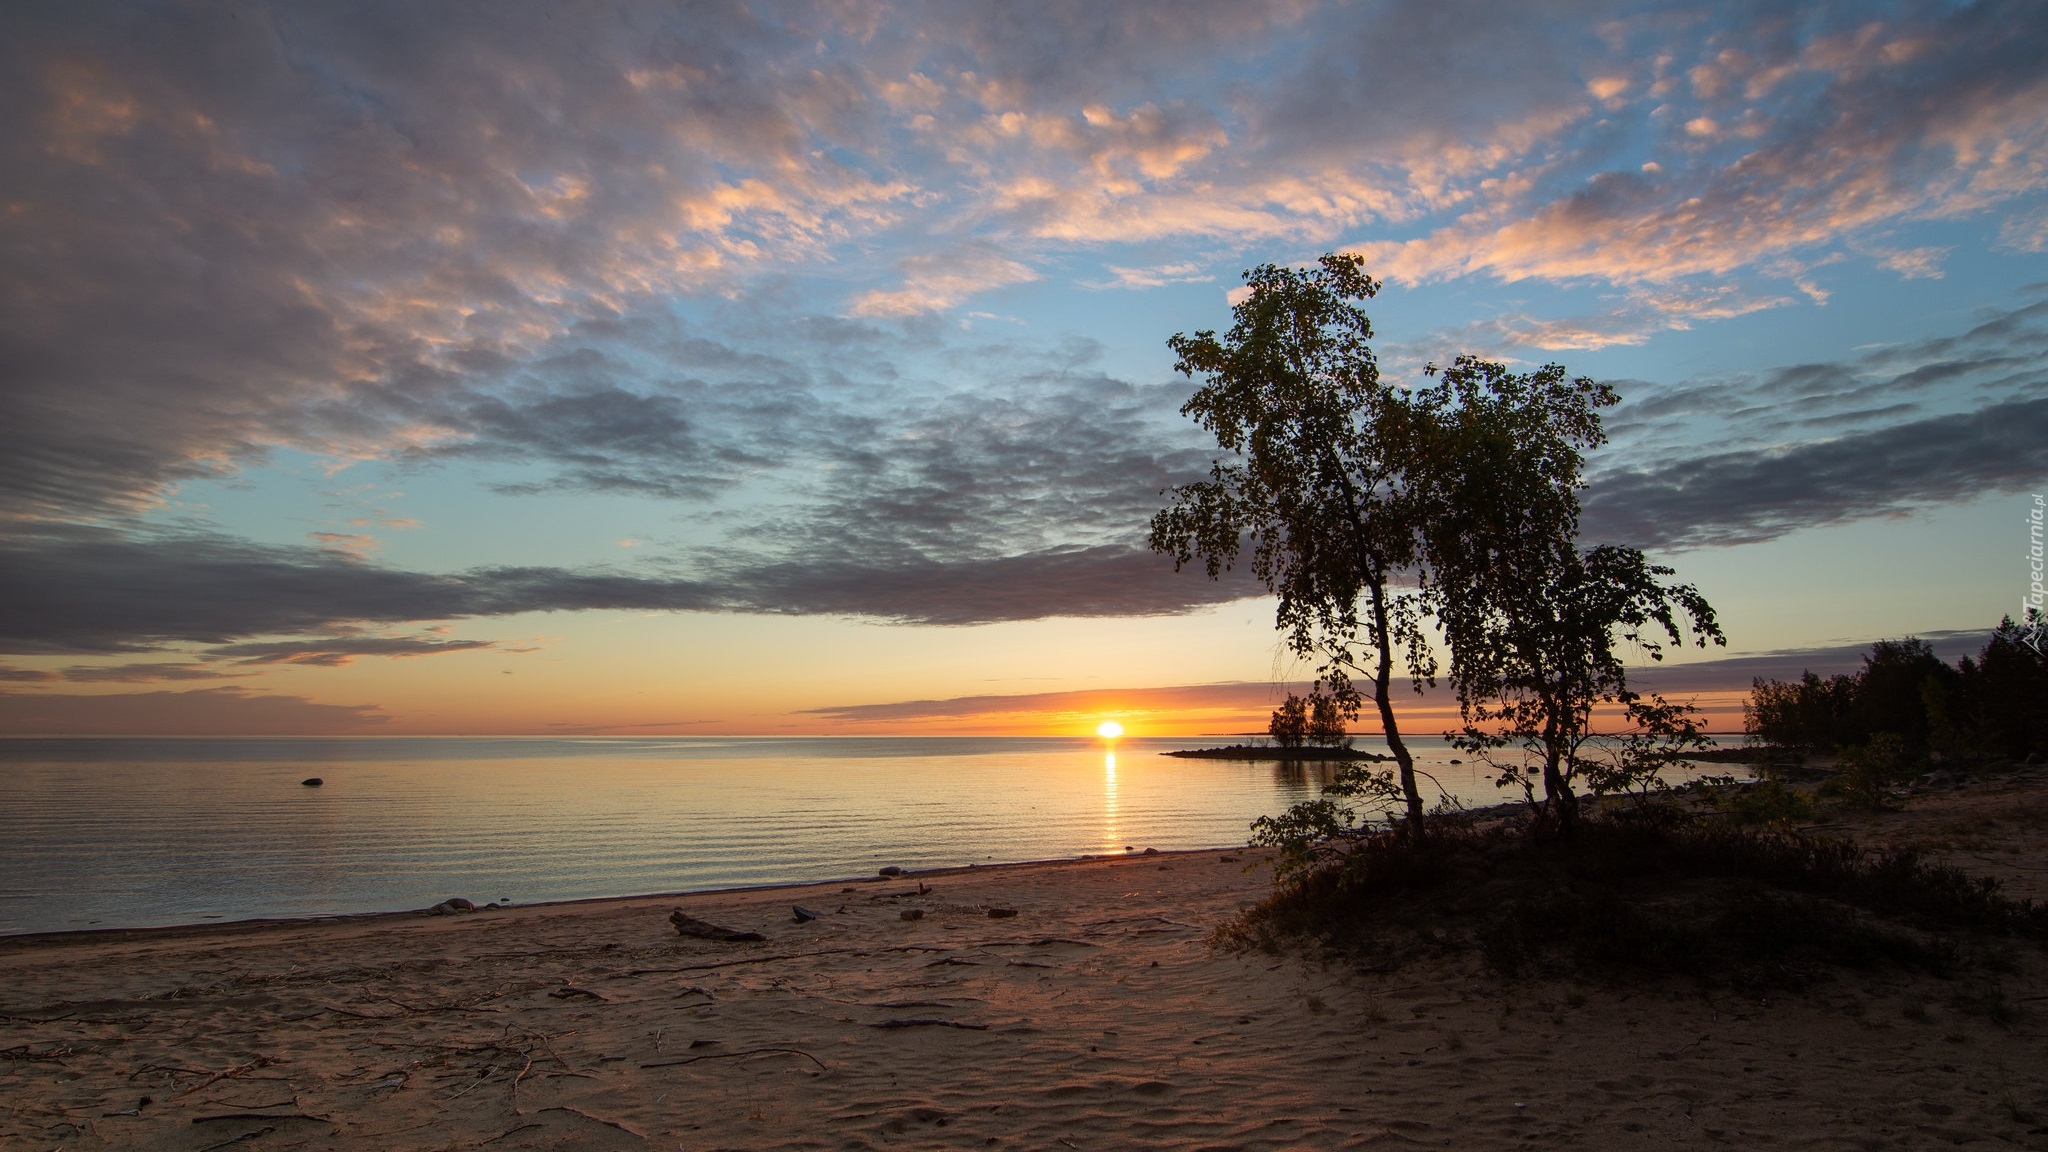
[1539,712,1578,837]
[1326,453,1425,843]
[1368,582,1426,838]
[1539,756,1579,835]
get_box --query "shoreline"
[0,846,1245,950]
[1163,744,1391,761]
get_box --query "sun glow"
[1095,720,1124,739]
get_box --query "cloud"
[711,544,1256,626]
[730,352,1212,557]
[0,526,1259,655]
[309,532,379,560]
[1628,630,1993,696]
[2002,205,2048,252]
[1862,244,1951,280]
[0,686,387,735]
[1082,261,1217,290]
[2,0,2044,673]
[2,286,2042,655]
[849,244,1041,317]
[0,2,906,521]
[207,635,496,667]
[1586,396,2048,550]
[1392,282,1800,361]
[3,0,2041,534]
[0,529,490,654]
[1607,293,2046,437]
[59,662,255,683]
[804,680,1311,723]
[1394,282,2048,576]
[1344,2,2048,307]
[0,316,1264,653]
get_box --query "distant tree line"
[1746,617,2048,766]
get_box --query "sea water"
[0,735,1732,935]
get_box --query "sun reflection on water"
[1103,752,1119,853]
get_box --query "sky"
[1,0,2044,737]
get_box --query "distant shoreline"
[1164,744,1391,762]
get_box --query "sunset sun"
[1095,721,1124,739]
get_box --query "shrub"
[1707,779,1815,828]
[1222,812,2045,988]
[1823,732,1918,808]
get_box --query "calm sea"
[0,735,1728,936]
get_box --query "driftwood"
[625,943,958,977]
[628,949,858,975]
[195,1127,273,1152]
[641,1046,827,1072]
[1,1045,75,1062]
[668,910,766,942]
[538,1105,646,1139]
[172,1058,276,1100]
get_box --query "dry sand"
[4,781,2047,1151]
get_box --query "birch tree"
[1149,254,1435,835]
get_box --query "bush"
[1221,811,2044,988]
[1823,732,1918,808]
[1248,763,1405,878]
[1706,779,1815,828]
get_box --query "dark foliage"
[1746,617,2048,765]
[1268,693,1308,748]
[1414,359,1724,835]
[1952,618,2048,761]
[1220,811,2045,989]
[1307,691,1348,748]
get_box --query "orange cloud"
[849,245,1040,316]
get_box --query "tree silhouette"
[1150,255,1435,834]
[1268,694,1308,749]
[1414,358,1724,834]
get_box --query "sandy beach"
[4,779,2047,1151]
